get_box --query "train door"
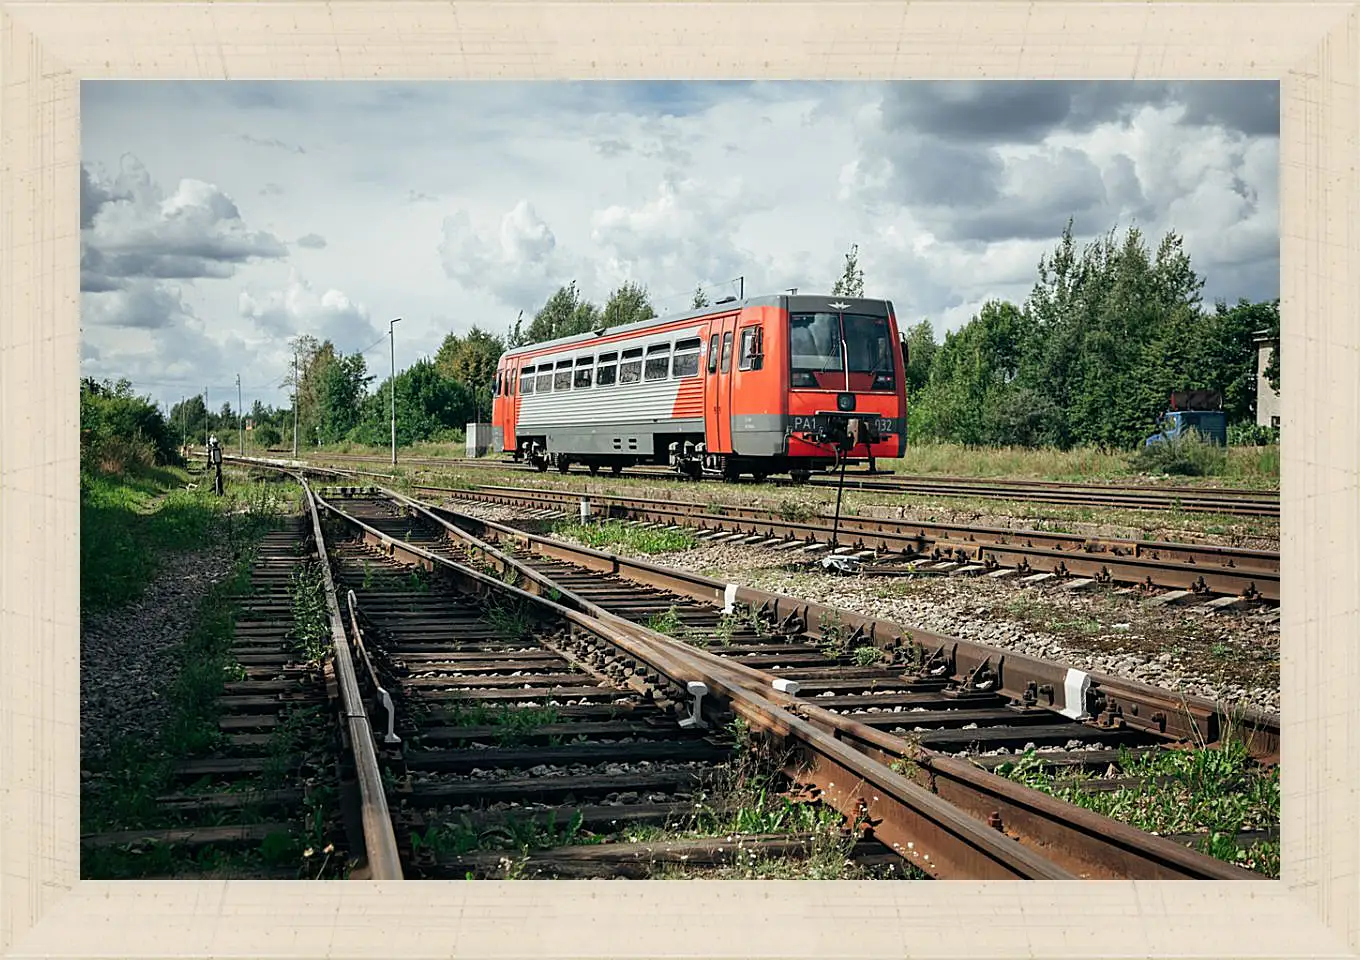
[703,315,738,453]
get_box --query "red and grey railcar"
[490,295,908,481]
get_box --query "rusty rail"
[323,482,1264,880]
[307,486,1078,880]
[298,476,404,880]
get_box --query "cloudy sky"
[80,80,1279,413]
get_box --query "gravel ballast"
[444,500,1281,717]
[80,544,240,765]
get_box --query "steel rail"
[415,495,1281,763]
[324,483,1264,880]
[227,459,1279,757]
[283,450,1281,517]
[298,475,404,879]
[437,483,1282,601]
[306,486,1078,880]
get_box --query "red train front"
[491,294,907,482]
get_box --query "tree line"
[899,222,1280,449]
[81,218,1281,472]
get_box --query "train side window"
[738,327,764,371]
[672,338,701,378]
[707,334,720,374]
[596,351,618,387]
[520,366,535,395]
[619,348,644,384]
[536,364,554,393]
[644,344,671,381]
[574,355,594,389]
[554,360,574,391]
[720,332,733,373]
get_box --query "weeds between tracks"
[995,731,1280,877]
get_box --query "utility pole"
[204,386,209,445]
[236,374,243,457]
[180,395,187,455]
[292,351,299,457]
[389,317,402,466]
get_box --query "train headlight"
[836,393,855,412]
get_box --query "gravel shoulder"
[80,543,239,766]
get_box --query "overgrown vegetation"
[995,739,1280,877]
[288,561,332,663]
[1132,432,1229,477]
[553,519,696,555]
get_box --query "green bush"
[1228,422,1280,447]
[1132,431,1228,477]
[81,378,179,468]
[253,423,282,449]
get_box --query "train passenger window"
[707,334,720,374]
[596,351,618,387]
[672,338,701,378]
[574,356,594,389]
[644,344,671,381]
[738,327,764,371]
[554,359,574,391]
[520,367,535,395]
[536,364,554,393]
[619,348,644,384]
[720,332,733,373]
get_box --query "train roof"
[500,294,896,361]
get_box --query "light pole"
[389,317,402,466]
[292,351,300,457]
[236,374,244,457]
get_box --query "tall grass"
[886,440,1279,488]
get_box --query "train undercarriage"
[513,437,851,484]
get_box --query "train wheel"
[588,463,600,476]
[557,457,571,474]
[790,469,811,484]
[535,459,548,473]
[610,464,623,476]
[752,471,769,483]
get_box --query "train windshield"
[789,312,895,390]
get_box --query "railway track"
[282,450,1280,518]
[142,456,1275,880]
[431,483,1280,604]
[79,515,390,879]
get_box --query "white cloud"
[81,154,287,292]
[79,80,1279,410]
[239,270,380,349]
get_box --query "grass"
[887,440,1279,488]
[993,737,1280,877]
[81,532,270,870]
[288,561,332,663]
[79,460,346,879]
[80,464,294,615]
[553,519,697,555]
[412,717,916,879]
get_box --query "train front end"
[781,296,907,471]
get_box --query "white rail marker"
[772,678,801,696]
[1060,668,1091,720]
[722,583,739,614]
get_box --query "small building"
[1253,331,1281,429]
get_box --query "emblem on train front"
[828,301,850,310]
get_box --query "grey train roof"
[500,295,896,360]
